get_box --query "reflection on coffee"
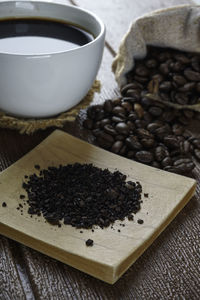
[0,18,94,54]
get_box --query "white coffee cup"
[0,1,105,117]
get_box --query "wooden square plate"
[0,130,196,284]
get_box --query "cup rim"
[0,0,106,56]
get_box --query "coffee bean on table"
[82,46,200,175]
[135,151,153,163]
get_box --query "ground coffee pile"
[22,163,142,228]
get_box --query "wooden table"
[0,0,200,299]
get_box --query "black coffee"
[0,18,94,54]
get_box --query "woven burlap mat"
[0,80,100,135]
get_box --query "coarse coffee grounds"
[86,239,94,246]
[21,163,143,229]
[83,46,200,175]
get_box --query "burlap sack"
[112,5,200,88]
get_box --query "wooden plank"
[0,237,27,300]
[0,130,196,284]
[74,0,195,53]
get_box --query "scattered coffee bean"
[2,202,7,207]
[86,239,93,247]
[137,219,144,224]
[83,46,200,175]
[34,164,40,170]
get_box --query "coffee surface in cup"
[0,18,94,54]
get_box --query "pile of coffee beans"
[22,163,142,228]
[126,46,200,106]
[83,46,200,175]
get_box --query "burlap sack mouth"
[112,5,200,88]
[0,80,101,135]
[112,4,200,114]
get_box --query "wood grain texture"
[0,0,199,298]
[0,237,26,300]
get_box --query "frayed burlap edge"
[0,80,101,135]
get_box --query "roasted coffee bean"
[95,109,105,121]
[100,118,111,128]
[134,103,144,118]
[135,151,153,163]
[99,132,115,143]
[159,63,169,75]
[103,99,113,112]
[121,101,133,112]
[136,128,153,139]
[174,53,190,64]
[112,116,125,123]
[194,148,200,160]
[115,135,126,141]
[127,112,138,121]
[182,110,194,119]
[92,129,102,137]
[119,145,127,155]
[145,58,158,69]
[126,120,135,131]
[191,57,200,72]
[154,124,171,139]
[140,138,155,148]
[147,122,162,133]
[135,119,147,128]
[121,82,143,95]
[143,111,153,123]
[116,122,129,135]
[159,81,172,91]
[172,124,184,135]
[163,166,182,174]
[112,106,126,116]
[173,158,193,166]
[126,89,141,100]
[154,146,167,162]
[148,106,163,117]
[83,119,93,130]
[178,116,190,125]
[96,137,112,149]
[180,140,191,154]
[175,93,189,105]
[151,161,161,168]
[161,156,172,167]
[127,150,135,158]
[140,97,153,108]
[134,75,149,83]
[191,138,200,149]
[178,82,196,92]
[104,124,117,136]
[196,82,200,93]
[184,69,200,81]
[93,121,101,129]
[164,135,180,149]
[173,75,187,86]
[87,105,100,119]
[111,141,124,153]
[125,136,143,150]
[135,65,149,77]
[173,161,195,172]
